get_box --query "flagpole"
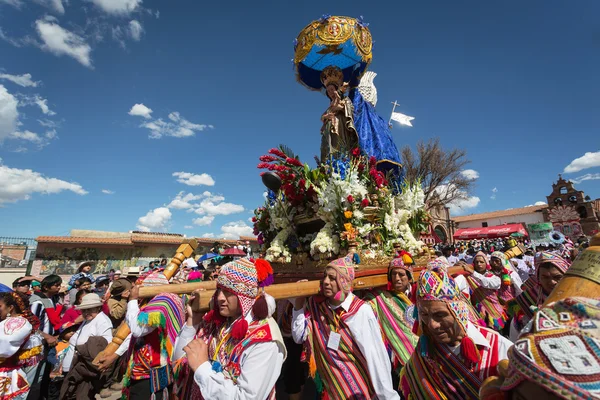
[389,101,399,127]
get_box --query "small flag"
[390,112,415,127]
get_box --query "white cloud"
[35,18,92,67]
[101,189,114,194]
[9,130,44,144]
[461,169,479,180]
[490,187,498,200]
[128,103,152,119]
[564,151,600,173]
[0,0,23,8]
[128,20,143,41]
[0,162,87,204]
[194,199,244,216]
[448,196,481,216]
[136,207,171,232]
[32,0,65,14]
[183,225,193,229]
[33,96,55,115]
[90,0,142,14]
[534,201,546,206]
[0,73,38,88]
[38,119,58,128]
[167,192,203,210]
[571,173,600,184]
[193,216,214,226]
[201,233,215,238]
[434,183,480,215]
[0,85,19,141]
[139,111,212,139]
[219,221,253,240]
[173,171,215,186]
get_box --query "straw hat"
[77,293,103,310]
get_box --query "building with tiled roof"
[453,204,548,226]
[31,230,257,277]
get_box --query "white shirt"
[64,312,113,371]
[447,255,460,265]
[469,271,501,290]
[0,317,32,359]
[465,322,513,356]
[172,317,285,400]
[291,293,400,400]
[126,300,156,338]
[452,275,471,297]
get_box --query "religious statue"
[320,66,358,162]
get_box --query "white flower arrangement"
[395,181,425,214]
[310,222,340,256]
[265,226,293,263]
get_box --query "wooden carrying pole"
[93,239,198,365]
[544,233,600,305]
[191,273,389,312]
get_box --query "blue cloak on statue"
[349,88,404,183]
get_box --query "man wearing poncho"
[171,258,286,399]
[462,251,512,331]
[509,251,570,341]
[363,254,418,390]
[400,268,512,400]
[292,256,399,399]
[120,271,185,400]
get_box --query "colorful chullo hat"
[138,270,170,287]
[500,297,600,399]
[416,268,481,363]
[205,258,274,339]
[325,256,355,302]
[535,251,570,275]
[387,254,413,291]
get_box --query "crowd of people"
[0,235,595,400]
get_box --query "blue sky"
[1,0,599,239]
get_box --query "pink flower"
[274,165,290,172]
[268,148,286,158]
[257,162,276,171]
[285,157,303,167]
[259,155,278,162]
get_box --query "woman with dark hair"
[0,292,42,400]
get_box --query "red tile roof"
[36,236,133,245]
[36,234,258,246]
[453,204,548,223]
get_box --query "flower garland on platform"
[253,146,427,262]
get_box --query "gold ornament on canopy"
[294,15,373,91]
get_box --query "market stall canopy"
[453,223,528,240]
[221,247,247,256]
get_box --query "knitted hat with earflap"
[203,258,274,339]
[387,255,413,291]
[415,268,482,364]
[324,256,355,302]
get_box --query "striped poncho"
[400,327,502,400]
[364,289,417,373]
[122,292,185,400]
[305,295,376,399]
[466,275,509,331]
